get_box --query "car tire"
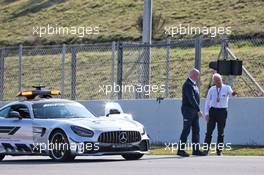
[0,154,5,161]
[49,130,76,162]
[122,153,144,160]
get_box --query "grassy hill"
[0,0,263,100]
[0,0,264,46]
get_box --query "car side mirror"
[9,111,22,119]
[105,102,124,116]
[106,109,121,117]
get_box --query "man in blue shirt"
[177,68,206,157]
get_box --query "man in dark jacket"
[177,68,206,157]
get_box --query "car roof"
[12,98,75,106]
[26,98,74,104]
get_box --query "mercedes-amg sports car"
[0,87,150,161]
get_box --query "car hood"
[59,115,142,131]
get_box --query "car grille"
[98,131,141,144]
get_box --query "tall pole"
[142,0,152,44]
[141,0,152,98]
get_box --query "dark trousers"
[179,109,200,153]
[204,107,227,152]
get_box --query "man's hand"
[205,115,209,123]
[198,111,203,117]
[232,91,238,96]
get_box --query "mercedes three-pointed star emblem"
[119,132,128,144]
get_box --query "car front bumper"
[73,139,150,156]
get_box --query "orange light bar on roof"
[20,91,33,96]
[51,90,61,95]
[22,91,33,96]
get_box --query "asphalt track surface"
[0,155,263,175]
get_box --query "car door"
[0,104,33,154]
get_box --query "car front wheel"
[122,153,144,160]
[0,154,5,161]
[49,130,76,162]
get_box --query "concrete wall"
[80,97,264,145]
[1,98,264,145]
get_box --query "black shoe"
[203,151,209,156]
[217,151,223,156]
[192,150,207,156]
[177,151,190,157]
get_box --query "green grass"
[0,0,263,46]
[1,0,263,99]
[150,145,264,156]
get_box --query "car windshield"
[33,102,95,119]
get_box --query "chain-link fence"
[0,37,263,101]
[119,40,197,98]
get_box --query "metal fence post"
[117,42,123,99]
[141,44,151,99]
[61,44,66,98]
[0,48,5,100]
[18,44,23,91]
[71,46,77,100]
[111,41,116,98]
[221,36,228,60]
[195,37,202,71]
[195,37,202,88]
[165,39,170,98]
[221,36,234,86]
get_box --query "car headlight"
[71,126,94,137]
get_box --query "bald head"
[189,68,200,82]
